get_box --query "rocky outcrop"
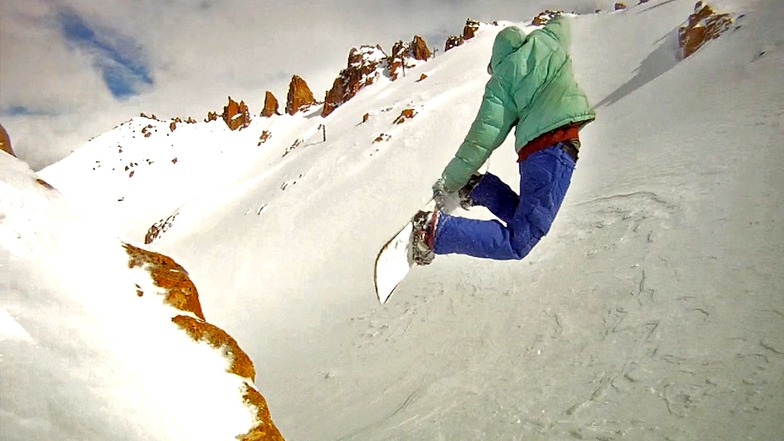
[169,117,198,132]
[145,213,177,245]
[444,35,464,52]
[388,40,410,81]
[393,108,417,125]
[206,111,219,122]
[615,2,628,11]
[388,36,432,81]
[258,130,272,146]
[463,19,481,40]
[286,75,317,115]
[0,123,15,157]
[140,112,160,120]
[222,96,252,131]
[678,1,734,59]
[411,35,432,61]
[322,45,388,117]
[444,18,486,51]
[123,243,284,440]
[261,91,281,117]
[124,243,205,318]
[532,10,562,26]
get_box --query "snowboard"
[374,199,437,303]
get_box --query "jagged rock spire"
[322,45,388,117]
[261,91,281,117]
[286,75,317,115]
[0,123,14,157]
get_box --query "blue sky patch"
[58,8,153,99]
[0,105,49,117]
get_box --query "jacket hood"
[490,26,527,71]
[489,17,571,72]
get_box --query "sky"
[0,0,610,170]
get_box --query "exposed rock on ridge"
[445,19,490,52]
[0,123,15,157]
[323,36,432,116]
[261,91,281,117]
[532,10,562,26]
[678,1,734,59]
[463,19,480,39]
[286,75,317,115]
[123,243,284,440]
[445,35,464,52]
[388,36,432,81]
[323,45,389,117]
[223,96,252,131]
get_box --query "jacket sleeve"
[540,15,571,49]
[440,75,518,193]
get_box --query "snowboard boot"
[411,209,439,266]
[458,173,484,210]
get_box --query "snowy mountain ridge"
[4,1,784,440]
[37,18,506,242]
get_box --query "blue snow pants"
[433,143,576,260]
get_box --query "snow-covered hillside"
[6,0,784,439]
[0,155,282,440]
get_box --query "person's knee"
[509,223,545,260]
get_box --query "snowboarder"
[412,15,595,265]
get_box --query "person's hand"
[432,179,457,211]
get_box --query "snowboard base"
[373,199,436,303]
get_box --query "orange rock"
[463,19,480,40]
[260,91,280,117]
[286,75,317,115]
[387,35,431,81]
[444,35,464,52]
[393,108,417,124]
[678,1,733,59]
[222,96,252,131]
[0,123,15,157]
[258,130,272,145]
[172,315,255,379]
[532,10,562,26]
[374,133,390,143]
[206,111,219,122]
[237,383,286,441]
[322,46,387,116]
[614,2,627,11]
[123,242,284,440]
[35,178,55,190]
[411,35,432,61]
[417,73,428,82]
[388,40,408,81]
[123,243,205,319]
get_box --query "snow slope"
[0,160,280,438]
[25,0,784,439]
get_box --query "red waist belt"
[517,124,580,163]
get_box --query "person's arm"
[440,75,517,193]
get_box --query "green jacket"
[441,16,596,192]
